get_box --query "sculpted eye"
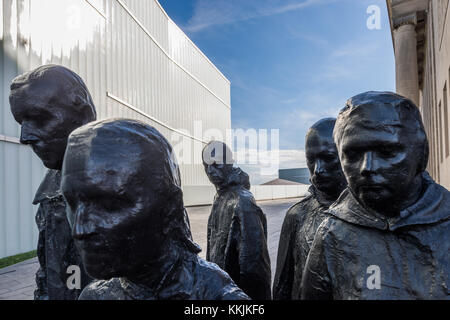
[323,153,337,162]
[343,148,359,160]
[378,146,396,158]
[29,108,54,123]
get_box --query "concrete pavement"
[0,197,301,300]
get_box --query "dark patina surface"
[203,141,272,300]
[301,92,450,300]
[61,119,250,300]
[9,65,95,299]
[273,118,346,300]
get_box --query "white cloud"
[286,29,329,47]
[185,0,331,33]
[282,92,346,125]
[310,39,381,84]
[329,43,379,59]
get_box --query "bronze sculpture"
[202,141,272,300]
[9,65,94,300]
[61,119,250,300]
[273,118,346,300]
[301,91,450,300]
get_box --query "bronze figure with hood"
[61,119,250,300]
[273,118,347,300]
[202,141,272,300]
[301,91,450,300]
[9,65,94,300]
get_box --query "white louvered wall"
[0,0,231,258]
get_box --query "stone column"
[393,14,419,106]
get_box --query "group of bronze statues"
[8,65,449,300]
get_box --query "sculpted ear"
[414,130,429,174]
[73,94,84,106]
[70,93,96,123]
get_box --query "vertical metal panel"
[0,0,48,258]
[0,1,4,138]
[0,141,4,258]
[0,0,108,258]
[1,0,230,258]
[106,0,232,186]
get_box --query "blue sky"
[159,0,396,184]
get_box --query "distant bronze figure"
[202,141,271,300]
[9,65,94,300]
[61,119,250,300]
[301,91,450,300]
[273,118,346,300]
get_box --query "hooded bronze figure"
[202,141,272,300]
[273,118,346,300]
[9,65,95,300]
[61,119,250,300]
[301,91,450,300]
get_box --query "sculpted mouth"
[314,176,333,183]
[78,241,108,255]
[76,235,107,251]
[359,184,386,192]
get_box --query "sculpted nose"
[20,124,39,145]
[314,160,325,175]
[72,204,97,240]
[360,151,375,176]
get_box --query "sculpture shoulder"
[235,188,261,211]
[230,187,256,205]
[224,188,265,222]
[214,187,250,209]
[437,183,450,216]
[194,257,250,300]
[212,189,261,222]
[311,215,347,246]
[78,279,126,300]
[284,195,316,221]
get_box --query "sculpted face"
[9,67,95,170]
[61,123,169,279]
[202,141,234,187]
[337,100,423,214]
[306,119,346,198]
[204,163,233,186]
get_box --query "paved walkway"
[0,197,301,300]
[0,258,39,300]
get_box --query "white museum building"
[0,0,307,259]
[0,0,233,258]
